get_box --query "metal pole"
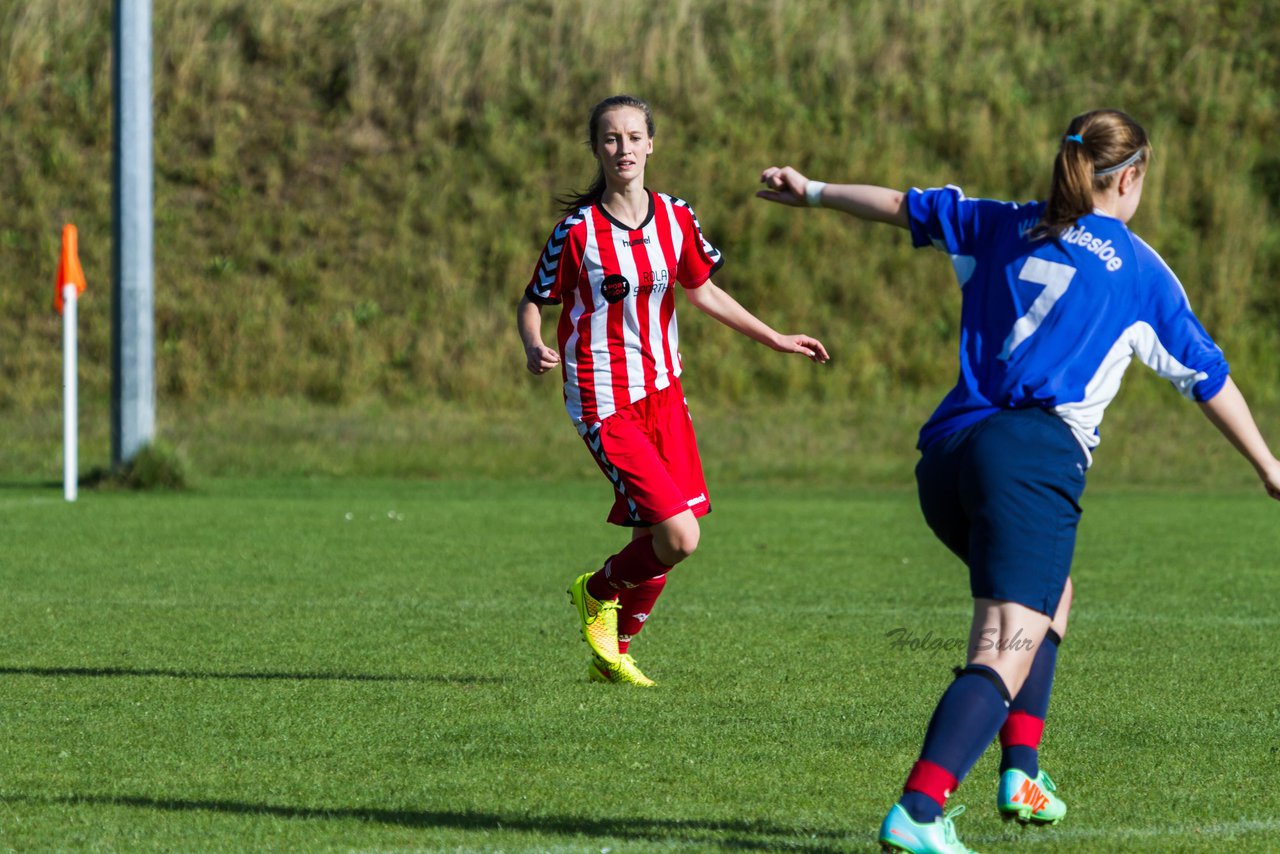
[63,286,78,502]
[112,0,155,466]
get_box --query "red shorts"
[580,378,711,527]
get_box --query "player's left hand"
[776,334,830,363]
[756,166,811,207]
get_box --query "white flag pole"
[63,283,78,502]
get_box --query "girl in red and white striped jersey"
[517,94,829,686]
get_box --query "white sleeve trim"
[1053,320,1207,467]
[1129,320,1209,398]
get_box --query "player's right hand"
[756,166,811,207]
[525,344,560,375]
[1259,458,1280,501]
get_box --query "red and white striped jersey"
[525,191,723,425]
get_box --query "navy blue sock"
[1000,630,1060,776]
[901,665,1011,823]
[1001,744,1040,778]
[899,791,944,825]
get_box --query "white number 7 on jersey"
[999,257,1077,360]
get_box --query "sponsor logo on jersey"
[1061,224,1124,272]
[637,268,670,296]
[601,274,631,304]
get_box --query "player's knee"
[674,527,700,561]
[655,520,699,564]
[667,531,699,563]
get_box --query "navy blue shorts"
[915,408,1087,616]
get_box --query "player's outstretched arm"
[517,294,561,375]
[684,280,829,363]
[757,166,910,229]
[1198,376,1280,500]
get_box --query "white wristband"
[804,180,827,207]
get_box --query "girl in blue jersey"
[758,109,1280,854]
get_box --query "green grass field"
[1,476,1276,852]
[4,2,1278,850]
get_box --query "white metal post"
[63,284,78,502]
[112,0,155,466]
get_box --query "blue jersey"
[908,185,1228,460]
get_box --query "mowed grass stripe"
[0,479,1275,852]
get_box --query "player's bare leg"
[966,598,1051,698]
[1049,576,1072,641]
[648,509,699,567]
[996,578,1072,825]
[578,511,696,686]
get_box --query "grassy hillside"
[2,0,1278,414]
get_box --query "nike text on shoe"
[998,769,1066,825]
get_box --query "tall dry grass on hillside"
[1,0,1277,412]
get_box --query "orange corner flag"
[53,224,87,315]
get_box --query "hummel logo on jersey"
[620,235,651,247]
[1061,224,1123,272]
[601,274,631,304]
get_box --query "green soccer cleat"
[879,804,978,854]
[589,653,655,687]
[998,769,1066,824]
[568,572,620,666]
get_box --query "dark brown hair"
[557,94,656,213]
[1032,109,1152,240]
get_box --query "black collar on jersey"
[597,190,655,232]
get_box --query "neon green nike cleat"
[567,572,620,665]
[998,769,1066,824]
[879,804,978,854]
[589,653,655,687]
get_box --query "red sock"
[1000,710,1045,748]
[617,573,667,654]
[999,710,1046,776]
[904,759,959,810]
[585,537,671,601]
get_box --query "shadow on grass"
[0,665,502,685]
[3,793,852,852]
